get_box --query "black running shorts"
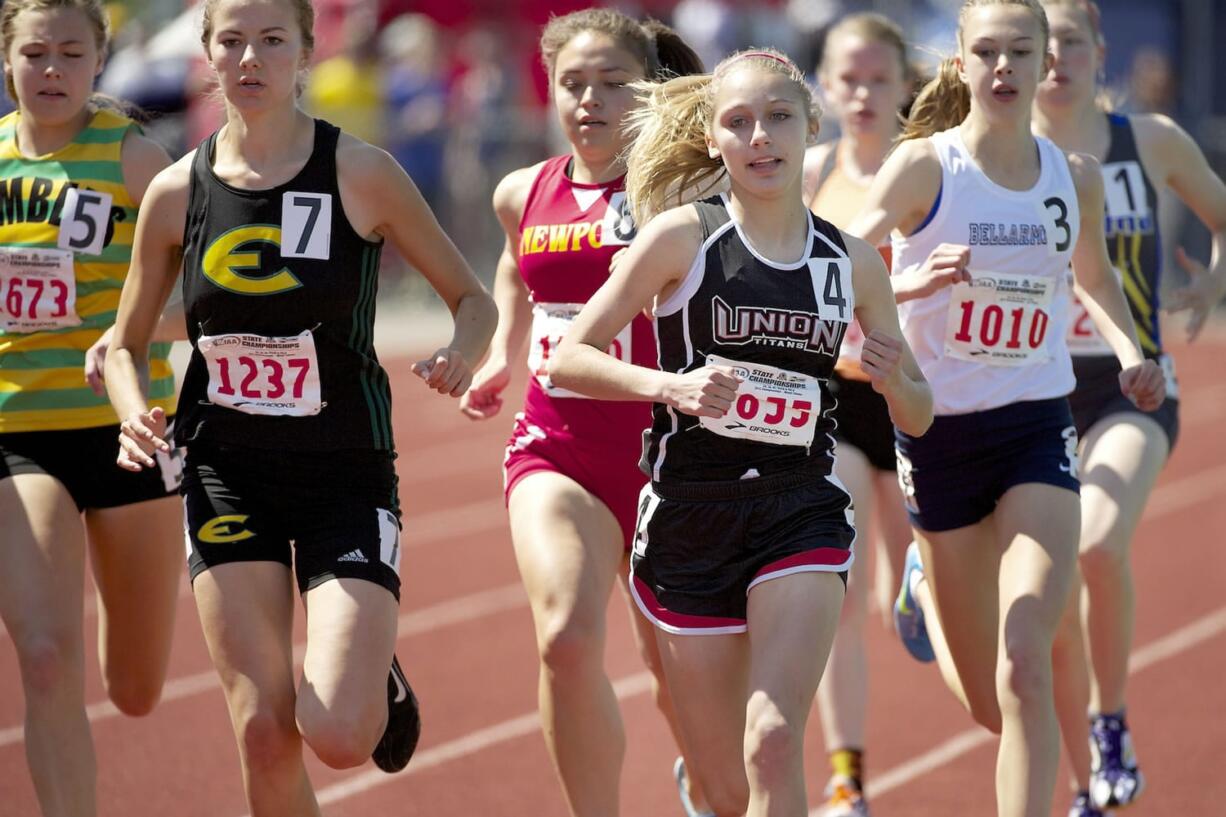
[182,442,402,598]
[0,420,183,511]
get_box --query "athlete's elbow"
[893,390,934,437]
[546,341,579,389]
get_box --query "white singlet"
[891,127,1079,415]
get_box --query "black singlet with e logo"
[176,119,393,451]
[642,195,853,485]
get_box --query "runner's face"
[821,35,908,139]
[957,5,1051,123]
[708,66,814,201]
[1036,5,1099,112]
[552,32,644,161]
[5,8,102,126]
[206,0,306,111]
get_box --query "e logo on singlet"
[202,225,303,295]
[198,514,257,544]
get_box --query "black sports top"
[176,119,393,451]
[642,195,853,487]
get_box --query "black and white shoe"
[371,654,421,773]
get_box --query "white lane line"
[0,581,529,749]
[1143,463,1226,518]
[851,604,1226,807]
[310,674,653,810]
[2,425,1222,749]
[280,605,1226,815]
[11,379,1213,643]
[0,499,508,643]
[406,498,507,549]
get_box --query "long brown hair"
[539,9,703,83]
[900,0,1050,142]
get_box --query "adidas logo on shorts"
[338,549,369,563]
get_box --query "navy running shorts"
[830,373,897,472]
[630,471,855,634]
[894,397,1081,533]
[182,442,403,599]
[0,420,183,511]
[1069,354,1179,451]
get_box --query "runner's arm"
[846,235,933,436]
[549,205,702,403]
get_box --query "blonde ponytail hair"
[899,56,971,142]
[625,48,820,224]
[899,0,1049,142]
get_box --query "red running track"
[0,331,1223,816]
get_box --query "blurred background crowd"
[33,0,1224,304]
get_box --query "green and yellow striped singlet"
[0,108,175,432]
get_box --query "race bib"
[0,246,81,332]
[527,301,631,398]
[198,329,322,416]
[1158,353,1179,400]
[1066,293,1113,355]
[58,187,113,256]
[599,191,636,247]
[699,354,820,448]
[281,192,331,260]
[1066,264,1120,356]
[945,272,1054,366]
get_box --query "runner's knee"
[237,708,302,774]
[101,670,162,717]
[745,693,801,788]
[536,605,603,675]
[15,633,79,700]
[997,638,1053,717]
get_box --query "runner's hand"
[1118,359,1165,412]
[460,362,510,420]
[861,330,906,396]
[608,247,629,275]
[85,326,114,396]
[1163,246,1225,343]
[117,406,169,472]
[663,365,741,418]
[413,348,473,397]
[902,243,972,299]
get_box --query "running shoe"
[371,654,421,773]
[673,756,715,817]
[1089,713,1144,809]
[1068,790,1110,817]
[817,775,870,817]
[893,542,935,662]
